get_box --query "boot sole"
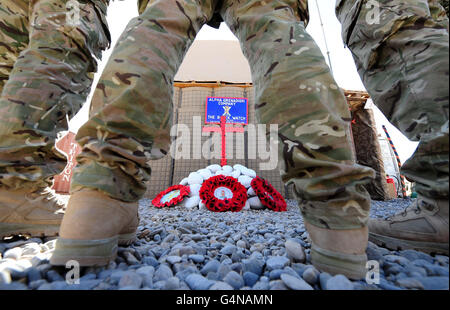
[50,236,119,267]
[310,243,368,281]
[50,232,137,267]
[0,223,60,239]
[118,232,137,246]
[369,232,449,255]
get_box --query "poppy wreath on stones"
[152,185,190,208]
[199,175,247,212]
[251,176,287,212]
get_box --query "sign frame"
[205,96,249,125]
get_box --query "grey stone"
[29,279,47,290]
[185,274,215,290]
[325,275,354,290]
[266,256,290,271]
[280,273,313,290]
[123,252,140,265]
[302,267,319,285]
[252,281,270,290]
[206,271,220,281]
[0,282,28,290]
[399,250,434,263]
[384,255,410,266]
[243,272,259,287]
[291,263,308,277]
[270,280,289,290]
[415,276,449,290]
[46,270,64,282]
[236,240,247,249]
[143,256,159,267]
[209,281,234,290]
[395,278,425,290]
[27,268,42,283]
[80,273,97,281]
[166,256,182,265]
[189,254,205,264]
[217,264,232,280]
[164,276,181,290]
[136,266,155,277]
[201,259,221,275]
[119,271,143,289]
[220,244,237,255]
[154,264,173,282]
[269,269,284,280]
[110,270,126,284]
[319,272,332,290]
[223,271,244,289]
[285,239,305,263]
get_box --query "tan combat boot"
[50,189,139,267]
[0,187,65,238]
[369,196,449,255]
[305,222,368,280]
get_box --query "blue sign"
[205,97,248,125]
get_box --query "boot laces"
[387,199,426,220]
[25,188,66,212]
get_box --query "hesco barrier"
[144,84,390,201]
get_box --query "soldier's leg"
[0,0,29,93]
[220,0,375,279]
[0,0,110,191]
[0,0,110,238]
[51,0,216,266]
[336,0,449,254]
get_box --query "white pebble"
[189,184,202,197]
[222,165,233,173]
[247,187,256,197]
[207,164,221,173]
[231,169,241,179]
[183,196,201,210]
[241,168,256,178]
[188,172,203,185]
[248,196,264,209]
[238,175,253,188]
[197,169,212,180]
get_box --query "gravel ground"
[0,198,448,290]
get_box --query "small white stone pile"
[174,164,266,211]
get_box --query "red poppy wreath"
[152,185,190,208]
[199,175,247,212]
[250,176,287,212]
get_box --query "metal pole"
[382,125,407,198]
[315,0,334,76]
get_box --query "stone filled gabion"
[152,164,285,212]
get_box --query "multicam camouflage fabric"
[0,0,110,191]
[336,0,449,201]
[70,0,375,229]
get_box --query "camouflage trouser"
[0,0,110,191]
[71,0,375,229]
[336,0,449,200]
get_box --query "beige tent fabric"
[175,40,252,83]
